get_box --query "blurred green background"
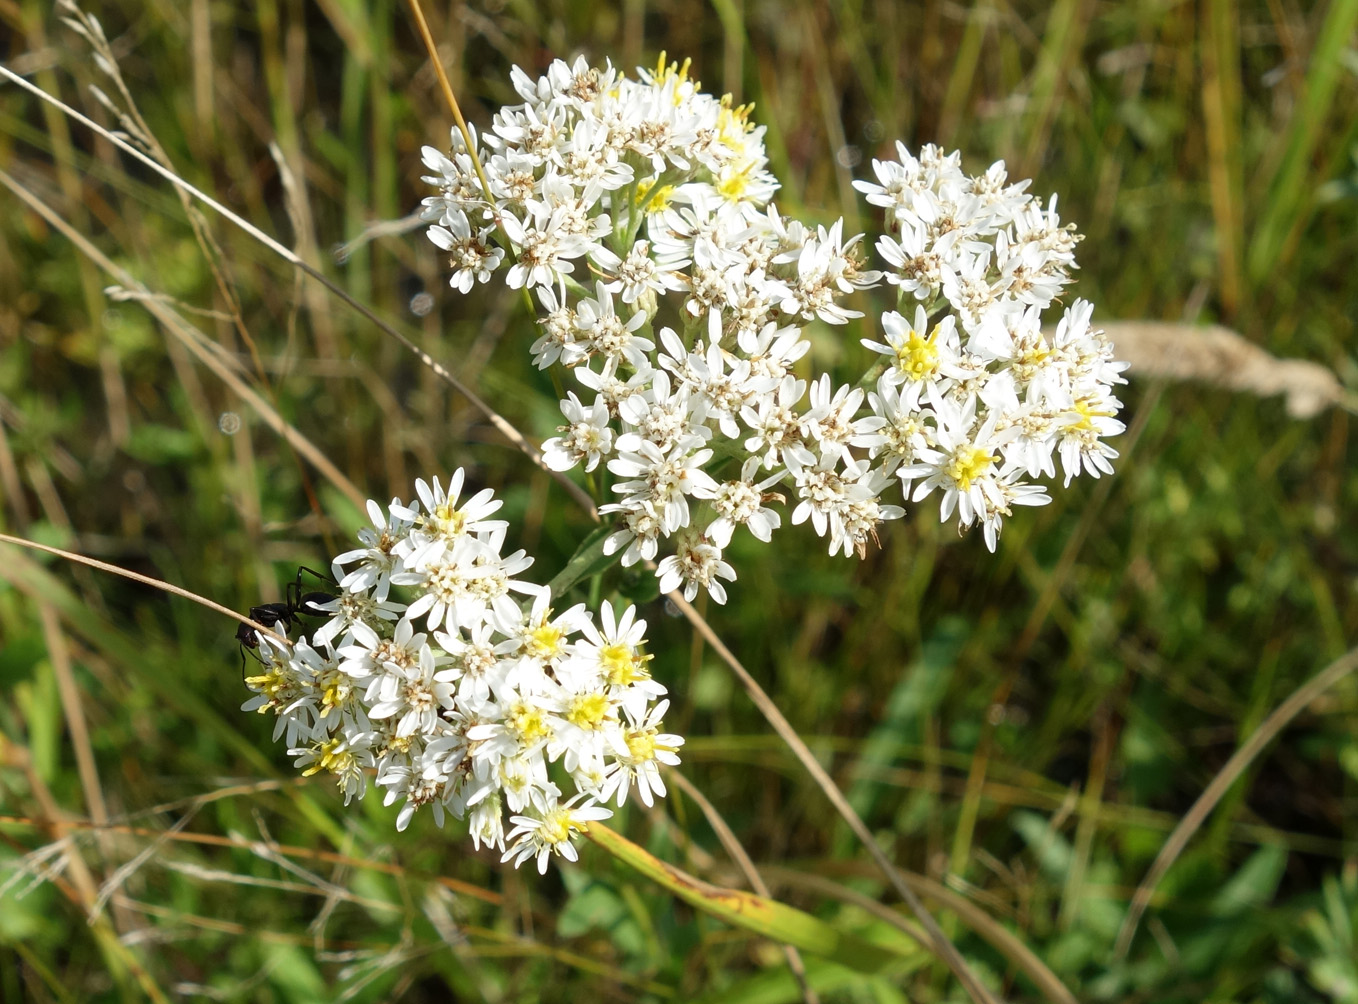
[2,1,1357,1001]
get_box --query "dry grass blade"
[672,773,820,1004]
[0,814,503,906]
[1103,320,1352,419]
[665,591,1001,1004]
[0,165,366,513]
[385,20,991,992]
[0,65,598,518]
[1114,644,1358,957]
[405,0,497,221]
[0,740,172,1004]
[0,533,287,644]
[761,866,1077,1004]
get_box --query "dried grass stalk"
[1100,321,1350,419]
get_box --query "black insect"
[237,566,336,666]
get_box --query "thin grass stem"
[0,533,287,644]
[1114,644,1358,957]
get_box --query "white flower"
[290,723,375,805]
[501,794,612,874]
[603,239,689,305]
[598,700,684,807]
[799,374,884,464]
[616,367,708,455]
[977,470,1051,552]
[331,497,412,602]
[876,224,957,301]
[777,219,873,325]
[427,210,504,292]
[573,602,665,714]
[574,281,654,363]
[868,378,931,482]
[608,441,719,534]
[365,641,455,738]
[542,392,615,472]
[599,499,664,567]
[657,531,737,604]
[832,466,905,559]
[901,396,1014,528]
[501,201,593,290]
[707,458,784,547]
[397,470,507,549]
[1056,392,1124,485]
[741,374,810,470]
[529,282,587,369]
[863,306,961,391]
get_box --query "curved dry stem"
[2,52,991,1004]
[1114,644,1358,957]
[0,811,503,906]
[764,865,1076,1004]
[0,166,366,512]
[664,590,999,1004]
[404,0,497,214]
[0,533,286,645]
[0,66,597,519]
[671,773,819,1004]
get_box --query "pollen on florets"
[240,469,684,873]
[419,55,1124,593]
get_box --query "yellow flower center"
[895,326,940,381]
[716,162,755,203]
[508,702,551,744]
[716,96,756,151]
[600,643,651,686]
[1070,398,1113,432]
[652,51,696,101]
[430,500,467,538]
[567,692,612,730]
[541,812,575,845]
[625,728,657,761]
[318,669,348,719]
[303,738,354,778]
[527,622,565,659]
[244,667,288,706]
[947,445,995,492]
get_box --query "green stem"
[585,822,920,976]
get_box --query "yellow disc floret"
[527,621,566,660]
[301,737,356,778]
[635,178,676,213]
[427,499,467,539]
[895,325,941,382]
[567,692,612,730]
[947,445,995,492]
[599,643,653,686]
[508,702,552,744]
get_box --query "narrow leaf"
[586,822,918,975]
[546,524,619,598]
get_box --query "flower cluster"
[241,470,683,873]
[421,56,1126,601]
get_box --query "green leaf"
[123,423,200,462]
[546,524,619,598]
[586,822,921,976]
[688,956,920,1004]
[1209,844,1288,917]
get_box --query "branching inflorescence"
[243,471,681,873]
[421,54,1127,587]
[244,54,1125,872]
